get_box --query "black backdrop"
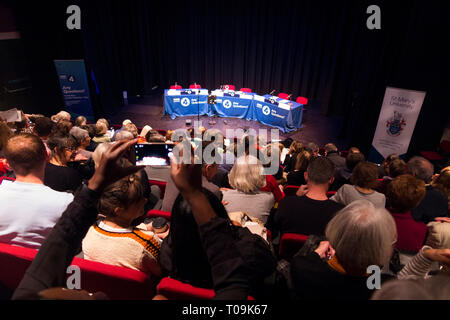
[7,0,450,154]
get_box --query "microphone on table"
[287,94,293,100]
[269,90,276,96]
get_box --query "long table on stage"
[163,89,210,120]
[163,88,304,132]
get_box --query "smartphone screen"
[135,143,174,166]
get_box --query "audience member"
[291,200,397,300]
[267,157,344,239]
[0,134,74,249]
[53,120,73,136]
[145,130,165,143]
[32,117,53,143]
[82,173,163,275]
[283,141,303,172]
[93,122,111,143]
[332,152,366,190]
[387,175,427,253]
[286,150,312,186]
[123,123,139,139]
[51,111,71,123]
[222,155,275,224]
[81,124,98,152]
[0,123,13,158]
[331,162,386,208]
[306,142,320,157]
[407,157,448,224]
[70,127,93,161]
[324,143,346,169]
[431,167,450,206]
[44,134,83,193]
[75,116,87,127]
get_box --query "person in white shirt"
[0,133,74,249]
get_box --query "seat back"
[0,243,156,300]
[240,88,252,93]
[189,84,202,89]
[170,85,182,90]
[326,191,336,198]
[223,85,235,91]
[149,180,167,199]
[296,97,309,105]
[284,185,299,197]
[279,233,309,261]
[146,210,171,221]
[157,277,215,300]
[278,93,290,100]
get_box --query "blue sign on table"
[209,90,254,120]
[164,89,210,120]
[251,95,304,133]
[54,60,94,121]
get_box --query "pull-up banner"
[369,87,426,163]
[54,60,94,121]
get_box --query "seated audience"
[431,166,450,206]
[0,134,74,249]
[387,174,427,253]
[291,200,397,300]
[324,143,346,169]
[162,142,222,212]
[32,117,53,146]
[332,152,366,191]
[264,142,285,182]
[82,173,162,275]
[80,124,98,152]
[379,154,400,178]
[123,123,139,139]
[44,134,83,193]
[53,119,73,136]
[145,130,165,143]
[267,157,344,238]
[286,150,312,186]
[51,111,71,123]
[70,127,93,161]
[140,125,153,140]
[306,142,320,157]
[260,174,285,203]
[222,155,275,224]
[378,158,408,194]
[75,116,87,127]
[407,157,448,224]
[283,141,304,173]
[113,130,134,142]
[92,122,111,143]
[331,162,386,208]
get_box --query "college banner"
[54,60,94,121]
[369,87,426,163]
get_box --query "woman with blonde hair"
[222,155,275,224]
[291,200,397,300]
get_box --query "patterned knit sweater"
[82,220,162,275]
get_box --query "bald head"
[4,133,47,176]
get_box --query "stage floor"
[109,94,347,149]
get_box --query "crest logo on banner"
[386,111,406,137]
[181,98,191,107]
[262,106,271,116]
[223,100,232,109]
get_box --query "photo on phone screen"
[135,143,174,166]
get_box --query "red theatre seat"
[149,180,167,199]
[279,233,309,261]
[240,88,252,93]
[326,191,337,198]
[157,277,215,300]
[420,151,444,162]
[278,93,290,100]
[156,277,255,300]
[189,84,202,89]
[0,243,156,300]
[223,85,235,91]
[296,97,309,105]
[284,185,300,197]
[170,85,182,90]
[146,210,171,221]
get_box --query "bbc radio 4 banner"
[54,60,94,121]
[370,87,426,163]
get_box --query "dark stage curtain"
[7,0,450,154]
